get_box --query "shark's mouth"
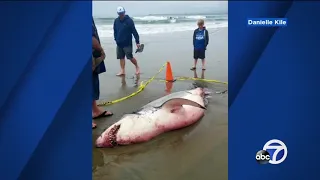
[108,124,121,147]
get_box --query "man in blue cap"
[92,18,113,129]
[113,6,141,76]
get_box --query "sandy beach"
[92,27,228,180]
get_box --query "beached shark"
[96,87,210,148]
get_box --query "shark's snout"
[96,124,121,148]
[96,135,106,148]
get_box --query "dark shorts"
[194,49,206,59]
[117,46,133,60]
[92,72,100,100]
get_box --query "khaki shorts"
[116,46,133,60]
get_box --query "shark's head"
[96,124,121,148]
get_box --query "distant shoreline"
[94,12,228,38]
[147,12,228,16]
[93,12,228,19]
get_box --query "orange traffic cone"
[165,81,173,94]
[166,61,174,82]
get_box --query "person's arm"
[92,36,105,66]
[92,22,102,51]
[193,30,196,47]
[130,19,140,45]
[92,36,103,51]
[113,19,117,41]
[205,29,209,48]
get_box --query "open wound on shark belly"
[157,98,206,113]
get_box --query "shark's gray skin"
[96,88,208,148]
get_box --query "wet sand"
[92,28,228,180]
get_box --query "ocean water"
[94,13,228,38]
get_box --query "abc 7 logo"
[256,150,270,164]
[256,139,288,165]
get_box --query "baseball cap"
[117,6,125,14]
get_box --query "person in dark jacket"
[113,6,141,76]
[191,19,209,71]
[92,18,113,129]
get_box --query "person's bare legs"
[117,59,126,76]
[191,59,198,70]
[92,100,112,118]
[130,57,140,74]
[92,100,104,117]
[201,59,206,70]
[193,68,198,78]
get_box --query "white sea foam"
[184,15,207,19]
[132,15,207,21]
[133,16,169,21]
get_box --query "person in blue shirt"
[191,19,209,71]
[113,6,141,76]
[92,18,113,129]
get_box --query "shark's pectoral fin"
[157,98,206,112]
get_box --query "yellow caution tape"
[159,77,228,85]
[98,63,228,106]
[98,63,167,106]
